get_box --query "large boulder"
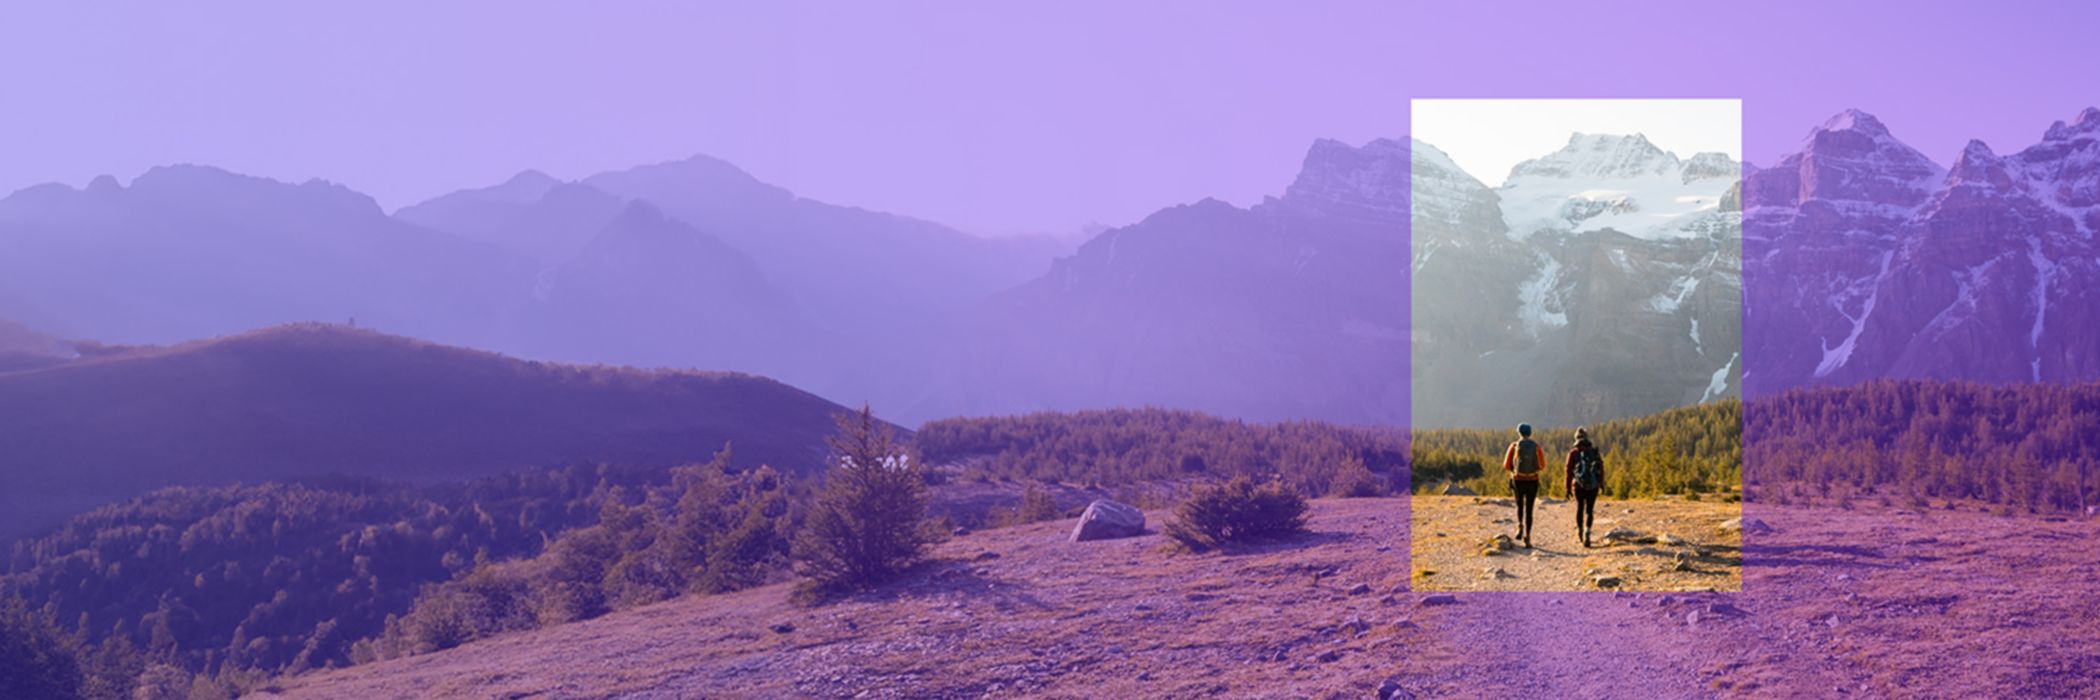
[1069,499,1145,542]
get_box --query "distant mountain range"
[1410,133,1743,428]
[1,107,2093,431]
[0,324,864,537]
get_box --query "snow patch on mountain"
[1815,250,1896,379]
[1516,252,1568,336]
[1701,351,1738,403]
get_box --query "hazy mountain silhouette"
[0,323,862,537]
[0,165,536,349]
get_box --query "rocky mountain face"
[922,138,1415,424]
[1411,134,1743,428]
[1742,108,2100,391]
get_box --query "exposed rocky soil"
[1411,495,1742,592]
[263,498,2100,699]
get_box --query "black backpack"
[1573,447,1603,491]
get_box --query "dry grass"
[263,498,2100,698]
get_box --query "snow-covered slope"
[1498,133,1740,241]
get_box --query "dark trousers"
[1511,479,1539,538]
[1574,487,1599,533]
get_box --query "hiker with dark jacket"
[1565,428,1606,548]
[1501,423,1549,548]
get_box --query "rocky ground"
[1410,495,1742,592]
[262,498,2100,699]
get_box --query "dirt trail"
[1412,495,1742,592]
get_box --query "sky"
[1,1,2096,236]
[1413,100,1742,187]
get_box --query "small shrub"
[1329,455,1386,498]
[793,406,934,595]
[1164,477,1308,551]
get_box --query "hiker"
[1501,423,1549,548]
[1565,427,1606,548]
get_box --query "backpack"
[1573,447,1603,491]
[1514,439,1541,476]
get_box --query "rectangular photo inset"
[1408,99,1743,592]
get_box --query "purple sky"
[2,1,2094,235]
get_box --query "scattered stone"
[1419,594,1460,607]
[974,551,1001,561]
[1379,595,1400,606]
[1482,566,1512,580]
[1347,583,1373,596]
[1137,671,1153,682]
[1671,552,1695,572]
[1438,482,1477,496]
[1659,533,1688,547]
[1378,677,1415,700]
[1720,517,1774,534]
[1602,527,1657,545]
[1592,575,1622,589]
[952,526,972,537]
[1185,592,1218,602]
[1686,609,1702,626]
[1339,617,1372,637]
[1316,649,1345,663]
[1391,618,1419,631]
[1482,534,1516,556]
[1069,500,1146,542]
[770,622,796,634]
[1375,544,1392,552]
[1706,602,1748,617]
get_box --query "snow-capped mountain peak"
[1494,133,1737,241]
[1507,132,1681,181]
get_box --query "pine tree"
[792,406,933,593]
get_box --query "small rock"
[1482,566,1512,580]
[1706,602,1747,617]
[1339,617,1372,637]
[1137,671,1153,682]
[1720,517,1775,534]
[1378,677,1414,700]
[1659,533,1688,547]
[1347,583,1373,595]
[1592,575,1622,589]
[1379,595,1400,606]
[770,622,796,634]
[953,526,972,537]
[974,551,1001,561]
[1419,594,1460,607]
[1185,592,1218,602]
[1069,500,1146,542]
[1686,610,1702,626]
[1316,649,1344,663]
[1391,618,1419,630]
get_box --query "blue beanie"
[1518,423,1533,437]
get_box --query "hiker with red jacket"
[1565,427,1606,548]
[1501,423,1549,548]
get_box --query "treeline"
[917,409,1407,498]
[1746,381,2099,514]
[357,449,802,660]
[1,465,658,695]
[1410,400,1743,499]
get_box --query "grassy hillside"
[0,323,861,537]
